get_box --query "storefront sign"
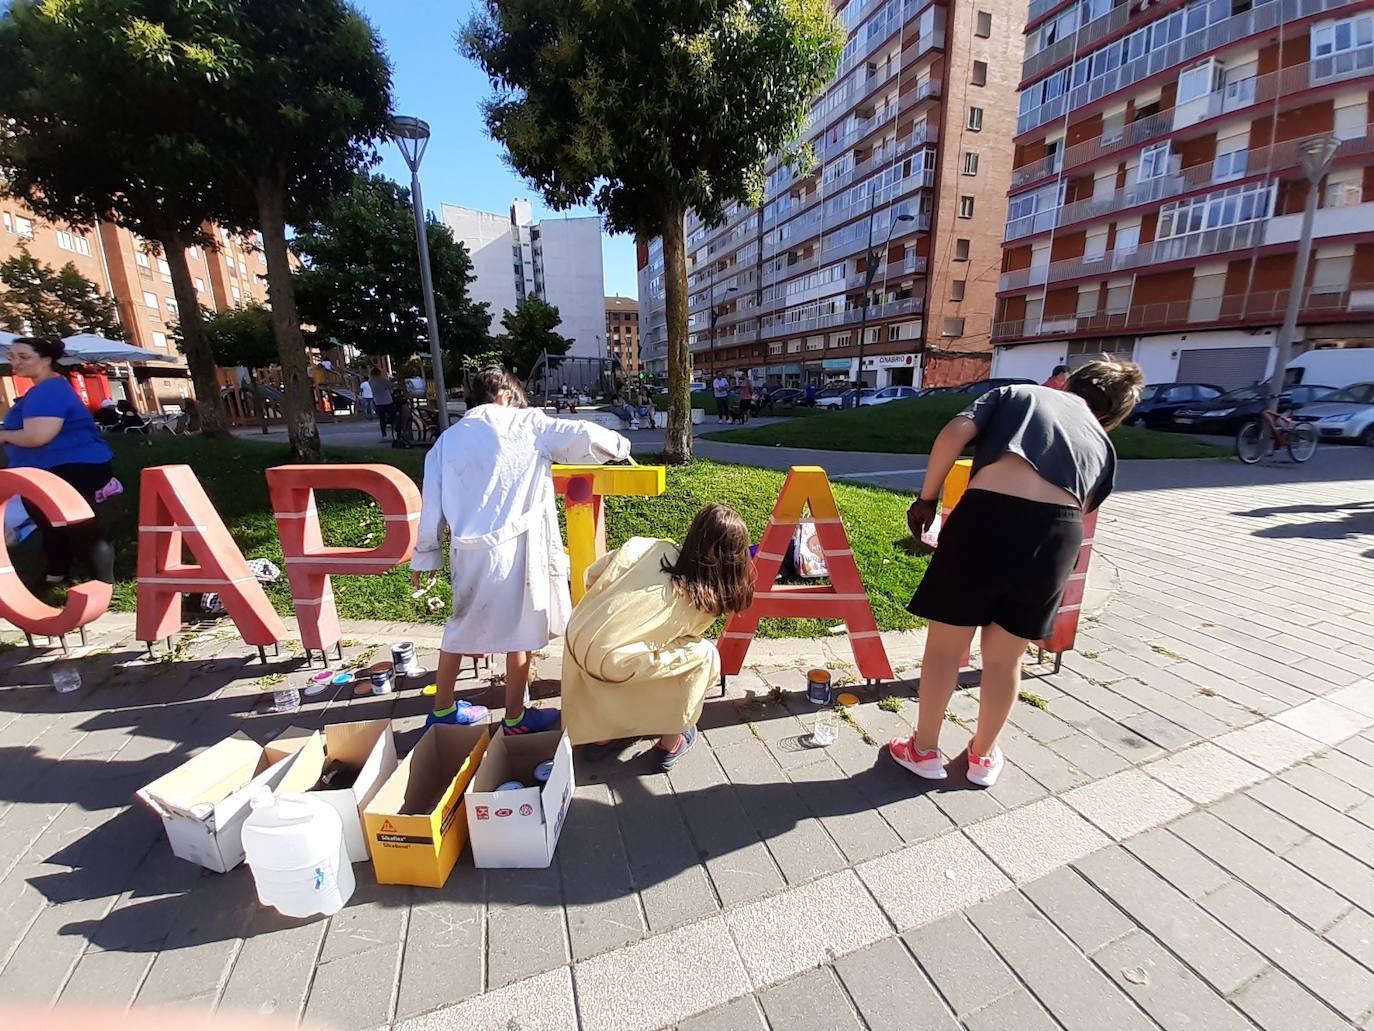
[861,353,919,371]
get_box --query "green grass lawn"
[703,395,1230,460]
[21,435,926,639]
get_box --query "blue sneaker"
[658,725,698,771]
[427,701,490,727]
[502,707,561,735]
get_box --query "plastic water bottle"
[51,665,81,694]
[242,791,354,918]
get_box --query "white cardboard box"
[465,729,574,869]
[136,733,300,873]
[265,720,398,863]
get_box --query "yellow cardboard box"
[362,723,490,888]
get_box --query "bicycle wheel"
[1236,421,1271,464]
[1286,422,1318,463]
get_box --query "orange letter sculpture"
[266,464,421,660]
[137,465,286,651]
[718,466,893,682]
[0,468,112,638]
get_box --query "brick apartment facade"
[605,294,642,375]
[0,196,271,413]
[637,0,1026,390]
[991,0,1374,389]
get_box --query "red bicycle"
[1236,406,1318,464]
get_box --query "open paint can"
[806,668,832,706]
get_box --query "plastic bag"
[793,521,829,578]
[921,511,942,549]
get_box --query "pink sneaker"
[888,737,947,780]
[967,747,1005,787]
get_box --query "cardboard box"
[267,720,398,863]
[465,730,574,869]
[363,723,490,888]
[136,733,300,873]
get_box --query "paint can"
[534,760,554,784]
[806,668,832,706]
[391,641,422,676]
[368,661,394,696]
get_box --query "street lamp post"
[1268,135,1340,399]
[850,183,914,408]
[390,115,450,432]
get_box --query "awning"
[62,333,175,363]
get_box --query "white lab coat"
[412,404,630,655]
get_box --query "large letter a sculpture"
[718,467,893,682]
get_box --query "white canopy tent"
[0,332,173,364]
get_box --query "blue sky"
[357,0,639,299]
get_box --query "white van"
[1285,347,1374,389]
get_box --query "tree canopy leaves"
[0,248,125,340]
[291,174,494,366]
[496,296,572,377]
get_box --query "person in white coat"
[411,368,631,732]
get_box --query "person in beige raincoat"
[562,504,756,769]
[411,368,630,733]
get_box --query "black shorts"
[908,489,1083,641]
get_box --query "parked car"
[1292,382,1374,445]
[958,377,1036,398]
[1127,382,1224,430]
[767,388,804,407]
[1172,384,1338,436]
[816,388,876,409]
[861,385,921,406]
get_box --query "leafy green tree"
[0,0,245,437]
[291,173,494,368]
[0,248,125,339]
[463,0,843,463]
[192,0,393,462]
[496,297,572,377]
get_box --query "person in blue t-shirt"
[1,336,116,584]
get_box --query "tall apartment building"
[442,200,606,361]
[0,195,271,412]
[991,0,1374,389]
[605,295,642,375]
[637,0,1026,389]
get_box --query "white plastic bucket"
[242,790,355,918]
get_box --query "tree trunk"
[661,204,693,465]
[161,238,230,438]
[256,174,322,463]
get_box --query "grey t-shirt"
[959,385,1116,512]
[368,374,394,406]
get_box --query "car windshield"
[1323,384,1374,404]
[1138,385,1161,402]
[1217,387,1262,403]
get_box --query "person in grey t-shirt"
[368,367,395,440]
[890,361,1144,789]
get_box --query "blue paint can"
[806,669,832,706]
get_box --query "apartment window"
[157,258,170,277]
[1157,182,1275,239]
[962,152,980,176]
[889,325,904,341]
[1177,60,1223,104]
[1334,96,1367,141]
[971,61,988,87]
[864,327,881,345]
[954,238,971,261]
[951,280,967,301]
[1105,278,1133,315]
[1084,227,1108,263]
[1325,168,1364,207]
[975,11,992,37]
[1077,284,1099,318]
[15,216,33,240]
[166,298,178,319]
[231,285,242,303]
[188,246,201,260]
[958,196,976,219]
[143,291,159,311]
[135,251,151,269]
[1311,246,1354,294]
[768,341,784,356]
[74,236,91,257]
[1213,143,1248,183]
[942,317,966,337]
[1101,109,1126,145]
[152,331,168,350]
[1311,14,1374,81]
[194,277,206,293]
[1188,267,1227,321]
[967,106,984,132]
[1138,142,1173,182]
[1115,223,1141,256]
[56,230,74,251]
[833,333,851,348]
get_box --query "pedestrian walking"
[712,374,731,422]
[360,376,374,418]
[892,360,1143,787]
[367,366,394,440]
[739,378,754,420]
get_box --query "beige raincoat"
[561,537,721,745]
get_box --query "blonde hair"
[1067,359,1145,430]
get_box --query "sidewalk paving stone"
[1093,929,1254,1031]
[756,967,863,1031]
[832,935,959,1031]
[1229,967,1354,1031]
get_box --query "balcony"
[999,219,1268,292]
[1010,51,1371,190]
[759,295,923,335]
[765,209,825,258]
[1016,0,1363,135]
[994,281,1374,341]
[1026,0,1068,25]
[845,256,928,288]
[1022,1,1138,82]
[1005,129,1374,241]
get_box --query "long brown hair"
[1067,358,1146,430]
[661,503,755,617]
